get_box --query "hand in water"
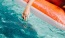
[22,7,30,21]
[22,0,35,21]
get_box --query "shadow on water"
[0,3,38,38]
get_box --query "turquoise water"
[0,0,65,38]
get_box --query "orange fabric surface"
[24,0,65,25]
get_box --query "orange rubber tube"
[24,0,65,25]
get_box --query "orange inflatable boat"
[24,0,65,25]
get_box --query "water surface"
[0,0,65,38]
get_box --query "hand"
[22,0,35,21]
[22,8,30,21]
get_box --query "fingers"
[22,10,30,21]
[22,13,28,21]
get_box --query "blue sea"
[0,0,65,38]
